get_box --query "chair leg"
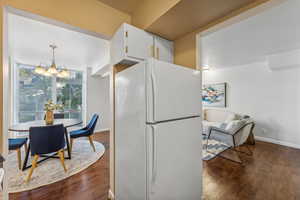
[17,148,21,170]
[235,145,253,156]
[88,136,96,152]
[26,155,39,183]
[58,149,67,172]
[70,138,74,153]
[24,143,28,153]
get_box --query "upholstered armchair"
[206,119,255,164]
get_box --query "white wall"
[203,63,300,148]
[86,69,110,131]
[8,13,111,130]
[8,13,110,71]
[200,0,300,148]
[200,0,300,69]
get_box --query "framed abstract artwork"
[202,83,227,107]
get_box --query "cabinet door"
[111,24,126,65]
[154,36,174,63]
[125,24,153,61]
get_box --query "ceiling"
[146,0,256,40]
[200,0,300,69]
[97,0,140,14]
[8,13,110,70]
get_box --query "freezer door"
[146,117,202,200]
[146,59,201,123]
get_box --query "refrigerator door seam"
[146,115,200,125]
[150,125,157,194]
[150,64,157,123]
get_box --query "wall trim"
[108,189,115,200]
[255,136,300,149]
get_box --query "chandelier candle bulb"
[34,65,46,74]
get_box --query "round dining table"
[9,119,82,171]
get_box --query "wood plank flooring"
[9,131,110,200]
[203,141,300,200]
[9,131,300,200]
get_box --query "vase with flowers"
[44,100,63,125]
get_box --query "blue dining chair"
[26,124,67,183]
[69,114,99,152]
[9,138,28,169]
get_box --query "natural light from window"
[14,63,84,123]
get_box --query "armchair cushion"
[225,113,238,123]
[204,109,240,122]
[208,119,254,147]
[209,127,234,146]
[225,119,247,133]
[202,121,223,135]
[70,129,89,138]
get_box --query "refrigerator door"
[146,117,202,200]
[146,59,201,123]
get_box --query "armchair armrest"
[209,126,231,136]
[207,126,235,147]
[232,122,255,135]
[232,122,255,146]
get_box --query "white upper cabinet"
[111,23,153,65]
[111,23,174,65]
[153,36,174,63]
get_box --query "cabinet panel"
[111,24,125,65]
[154,36,174,63]
[111,23,174,65]
[125,24,153,61]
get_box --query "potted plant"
[44,100,63,125]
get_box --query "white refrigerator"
[115,58,202,200]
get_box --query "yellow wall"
[174,31,197,69]
[132,0,180,29]
[0,0,130,155]
[3,0,131,38]
[0,1,131,196]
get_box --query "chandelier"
[34,44,70,78]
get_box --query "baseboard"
[108,189,115,200]
[255,136,300,149]
[94,128,110,133]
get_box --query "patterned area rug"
[202,136,230,161]
[7,140,105,193]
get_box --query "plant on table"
[44,100,64,125]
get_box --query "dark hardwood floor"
[10,131,300,200]
[9,131,110,200]
[203,141,300,200]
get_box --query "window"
[14,63,85,123]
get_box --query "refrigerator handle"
[151,125,157,189]
[151,67,157,122]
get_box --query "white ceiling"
[8,13,110,70]
[200,0,300,69]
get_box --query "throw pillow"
[218,123,228,129]
[225,119,247,133]
[225,113,237,123]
